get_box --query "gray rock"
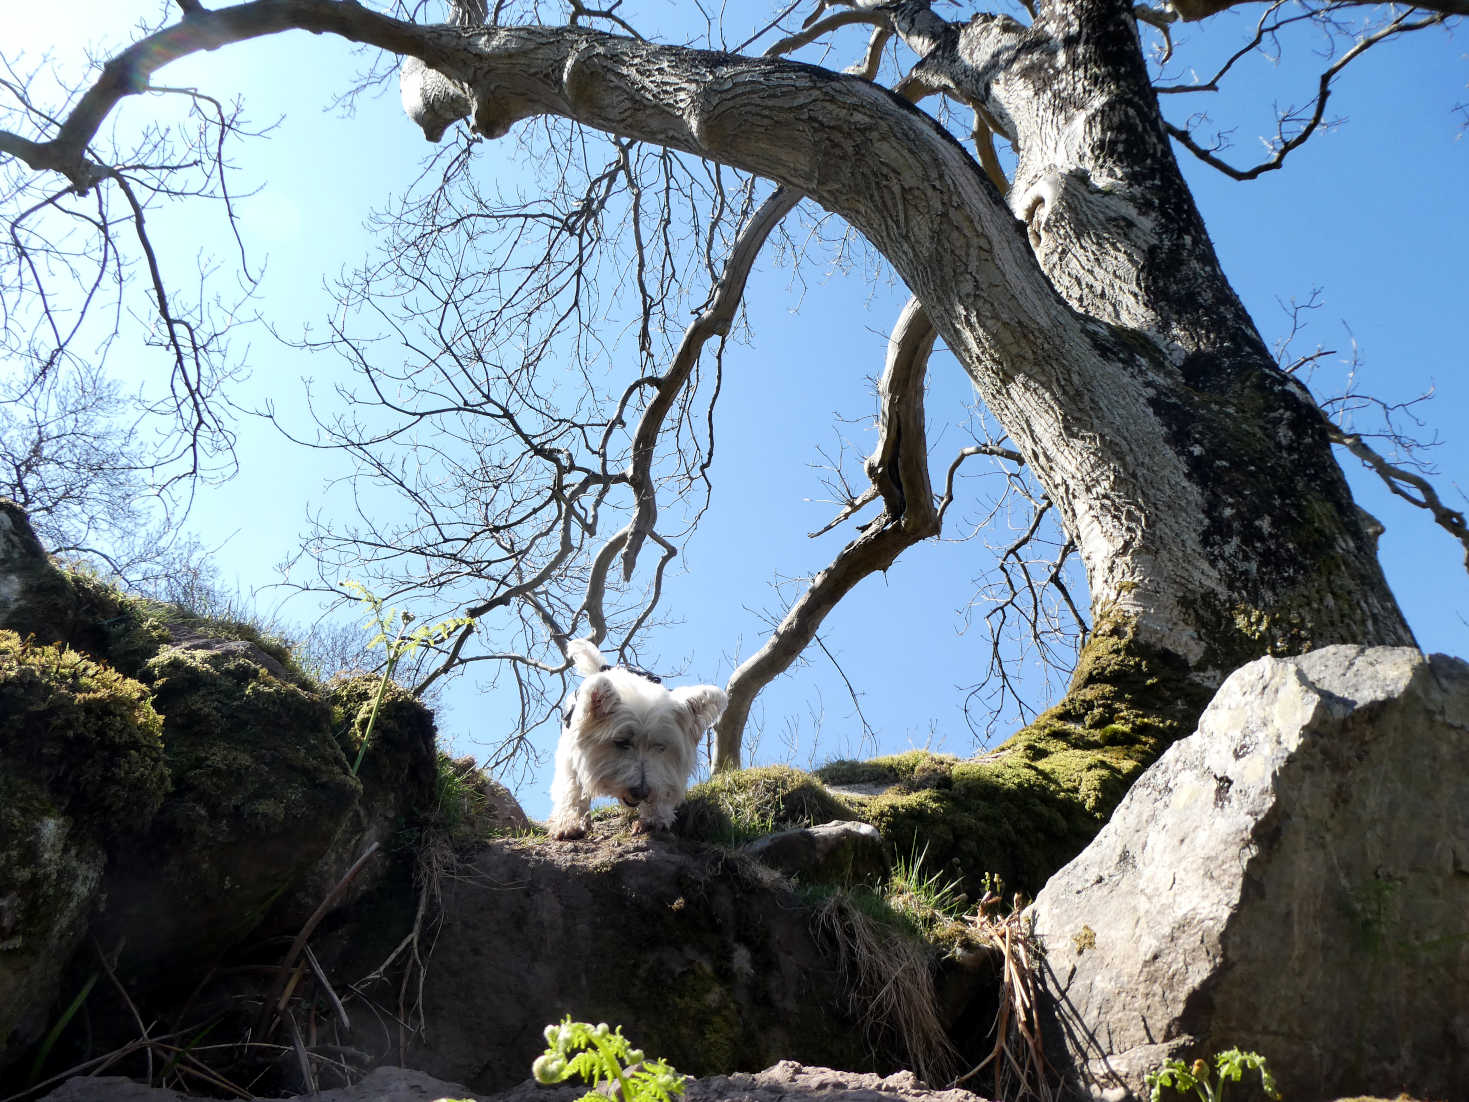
[40,1061,993,1102]
[740,820,888,886]
[0,499,80,646]
[163,625,294,682]
[482,776,530,832]
[1030,645,1469,1102]
[40,1066,486,1102]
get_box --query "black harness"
[560,662,663,728]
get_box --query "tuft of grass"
[432,753,486,836]
[26,972,98,1087]
[885,843,969,938]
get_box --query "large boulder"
[0,502,451,1084]
[260,675,441,935]
[1030,646,1469,1101]
[0,501,78,646]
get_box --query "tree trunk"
[387,0,1411,804]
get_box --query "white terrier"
[547,639,727,840]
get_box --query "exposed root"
[349,832,452,1057]
[955,891,1055,1102]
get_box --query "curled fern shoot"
[533,1017,685,1102]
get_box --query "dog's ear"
[578,673,622,724]
[671,684,728,737]
[567,638,609,676]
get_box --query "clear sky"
[7,3,1466,818]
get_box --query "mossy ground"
[698,619,1212,898]
[20,563,306,685]
[815,750,958,789]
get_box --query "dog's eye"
[613,737,633,751]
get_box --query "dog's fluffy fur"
[547,639,726,840]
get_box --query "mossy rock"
[0,631,170,835]
[676,764,857,844]
[328,674,438,821]
[55,569,175,679]
[96,645,361,981]
[0,504,173,676]
[0,500,302,684]
[261,676,444,933]
[857,622,1208,896]
[0,501,80,649]
[707,622,1211,899]
[0,631,167,1061]
[399,837,882,1089]
[0,776,107,1062]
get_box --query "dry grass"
[811,891,960,1087]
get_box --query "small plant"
[1146,1048,1280,1102]
[340,580,472,776]
[532,1017,685,1102]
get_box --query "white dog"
[547,639,727,840]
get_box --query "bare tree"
[0,357,205,588]
[2,0,1462,813]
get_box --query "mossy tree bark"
[1,0,1416,862]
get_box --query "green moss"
[672,616,1206,898]
[867,619,1208,896]
[674,620,1212,901]
[0,630,169,836]
[328,674,438,816]
[143,645,353,845]
[661,959,741,1070]
[59,568,174,678]
[676,765,856,844]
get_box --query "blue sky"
[8,4,1466,817]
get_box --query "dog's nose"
[628,781,651,803]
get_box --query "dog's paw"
[548,819,588,841]
[632,818,671,835]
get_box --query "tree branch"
[1164,10,1449,180]
[1329,426,1469,574]
[714,296,941,769]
